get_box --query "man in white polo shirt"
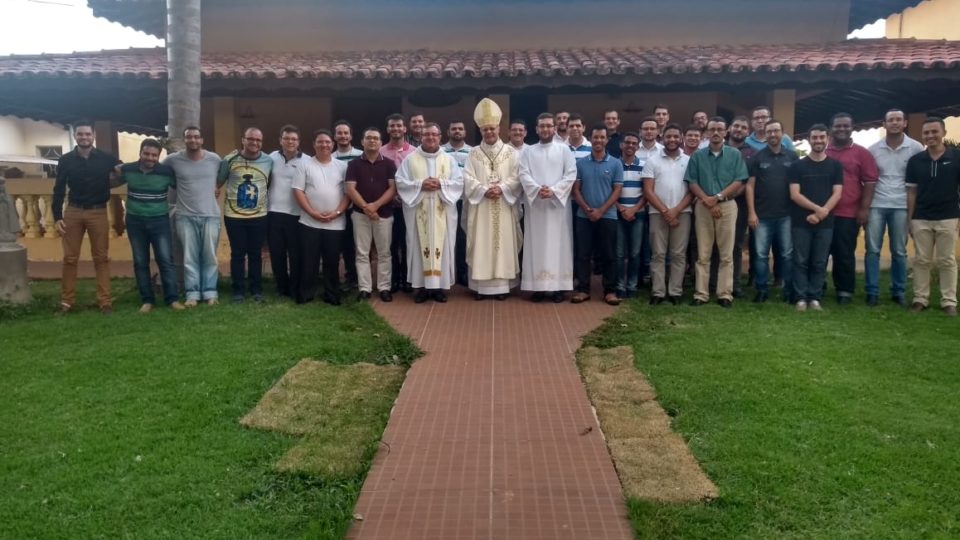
[267,124,304,299]
[293,129,349,306]
[641,123,693,305]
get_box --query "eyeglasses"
[244,137,263,143]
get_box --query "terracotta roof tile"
[2,39,960,82]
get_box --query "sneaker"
[232,294,244,304]
[169,301,186,311]
[604,293,622,306]
[753,292,768,303]
[184,299,198,308]
[206,298,219,306]
[138,303,153,314]
[795,300,808,312]
[809,300,822,311]
[837,296,852,305]
[56,302,73,315]
[253,294,264,304]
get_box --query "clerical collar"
[417,147,443,158]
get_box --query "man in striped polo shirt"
[614,132,646,298]
[112,139,185,313]
[566,114,591,160]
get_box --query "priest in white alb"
[519,112,578,302]
[462,98,522,300]
[396,122,464,303]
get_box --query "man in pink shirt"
[825,113,879,304]
[381,113,417,293]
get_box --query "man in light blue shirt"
[745,105,797,152]
[572,124,624,306]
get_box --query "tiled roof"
[3,40,959,83]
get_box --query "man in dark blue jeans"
[745,119,798,303]
[112,139,184,313]
[571,124,624,306]
[787,125,843,312]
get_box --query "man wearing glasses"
[745,105,797,153]
[217,127,274,302]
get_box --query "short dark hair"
[684,124,702,135]
[448,120,466,128]
[653,104,669,113]
[280,124,300,136]
[808,123,829,134]
[242,126,262,138]
[362,127,383,140]
[183,125,202,136]
[691,110,709,120]
[663,123,683,136]
[752,105,771,116]
[590,123,608,136]
[708,116,727,127]
[884,109,905,121]
[510,119,527,129]
[622,131,640,140]
[923,116,946,130]
[731,115,750,125]
[830,112,853,126]
[73,120,94,132]
[333,120,352,132]
[639,116,659,128]
[409,112,425,121]
[386,113,405,125]
[139,138,162,152]
[604,109,620,118]
[423,122,442,133]
[312,129,333,141]
[765,119,784,131]
[567,113,584,124]
[537,112,555,123]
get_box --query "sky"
[0,0,885,56]
[1,0,162,56]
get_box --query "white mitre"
[474,98,503,129]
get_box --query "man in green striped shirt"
[113,139,184,313]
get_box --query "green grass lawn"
[585,287,960,539]
[1,279,418,540]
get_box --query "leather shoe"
[892,295,907,307]
[379,291,393,302]
[604,293,621,306]
[474,292,485,301]
[551,291,566,303]
[690,299,706,306]
[432,290,448,303]
[494,294,507,301]
[668,296,681,305]
[571,292,590,304]
[402,283,414,293]
[866,294,878,307]
[530,292,545,303]
[837,296,852,305]
[414,289,429,303]
[944,305,957,317]
[910,301,926,312]
[753,292,768,303]
[718,298,733,308]
[650,296,664,306]
[358,291,372,301]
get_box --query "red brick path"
[348,285,632,539]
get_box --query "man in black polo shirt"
[345,127,398,303]
[906,117,960,316]
[746,119,799,303]
[52,121,120,314]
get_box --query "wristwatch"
[336,210,342,216]
[716,192,726,202]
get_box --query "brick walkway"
[348,283,632,540]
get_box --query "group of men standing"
[52,100,959,316]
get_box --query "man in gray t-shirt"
[162,126,222,305]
